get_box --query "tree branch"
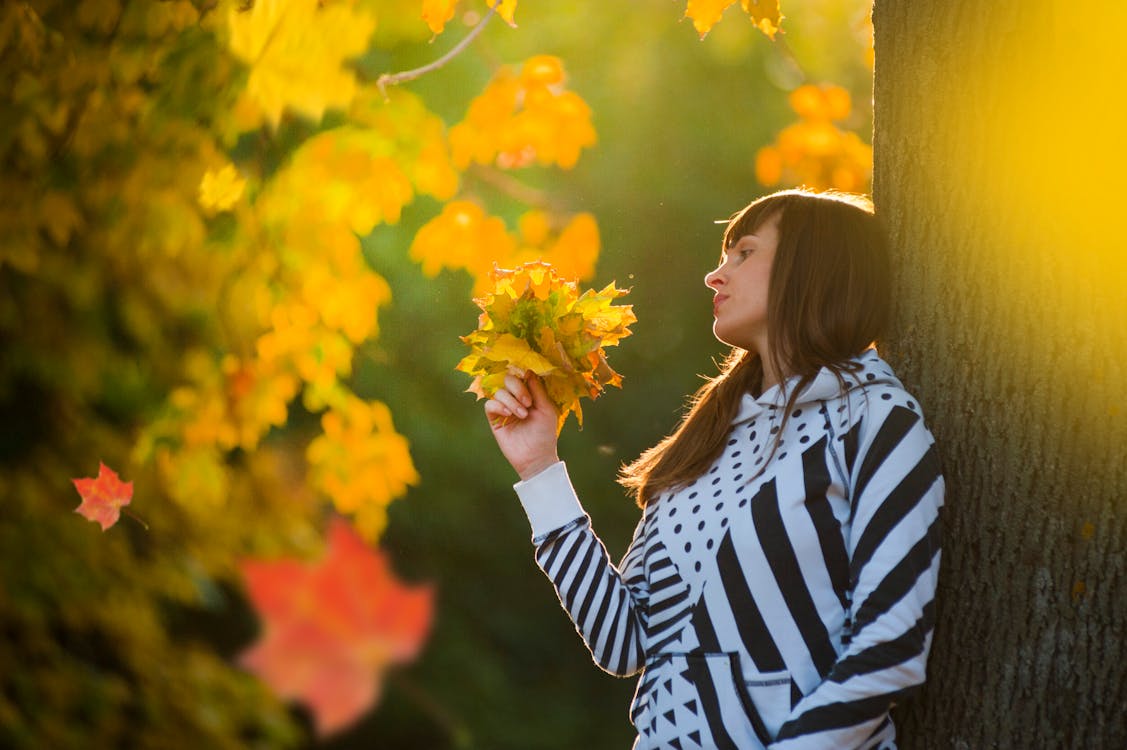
[468,164,553,209]
[376,4,498,99]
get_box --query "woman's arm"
[488,375,648,677]
[770,401,944,749]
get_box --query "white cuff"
[513,461,586,539]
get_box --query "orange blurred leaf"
[239,518,433,737]
[72,462,133,531]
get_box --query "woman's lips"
[713,294,728,316]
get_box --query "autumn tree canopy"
[1,0,876,746]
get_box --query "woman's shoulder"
[832,350,933,435]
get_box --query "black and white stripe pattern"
[521,350,943,749]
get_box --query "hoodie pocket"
[631,653,794,748]
[731,657,794,743]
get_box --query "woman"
[484,189,944,749]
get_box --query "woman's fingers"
[503,373,533,408]
[484,373,554,430]
[524,372,551,405]
[483,397,507,418]
[490,386,528,419]
[483,400,516,431]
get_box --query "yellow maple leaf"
[491,0,519,26]
[684,0,782,39]
[421,0,458,34]
[685,0,733,37]
[227,0,376,130]
[741,0,782,40]
[481,333,558,375]
[457,262,635,432]
[198,164,246,213]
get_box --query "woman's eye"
[720,246,751,267]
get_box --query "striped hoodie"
[513,349,944,749]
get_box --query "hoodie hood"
[731,347,903,426]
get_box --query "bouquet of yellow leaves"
[457,261,636,433]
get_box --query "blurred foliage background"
[0,0,874,747]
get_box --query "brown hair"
[618,189,891,507]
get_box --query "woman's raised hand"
[484,373,561,481]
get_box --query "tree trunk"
[873,1,1127,747]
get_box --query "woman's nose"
[705,266,724,289]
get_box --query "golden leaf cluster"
[410,200,600,294]
[755,84,872,193]
[457,262,636,433]
[306,397,420,541]
[4,0,603,552]
[449,55,596,170]
[126,23,463,537]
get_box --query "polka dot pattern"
[646,350,931,618]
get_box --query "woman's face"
[704,214,780,355]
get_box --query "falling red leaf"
[238,518,434,737]
[72,462,133,531]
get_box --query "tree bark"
[873,1,1127,747]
